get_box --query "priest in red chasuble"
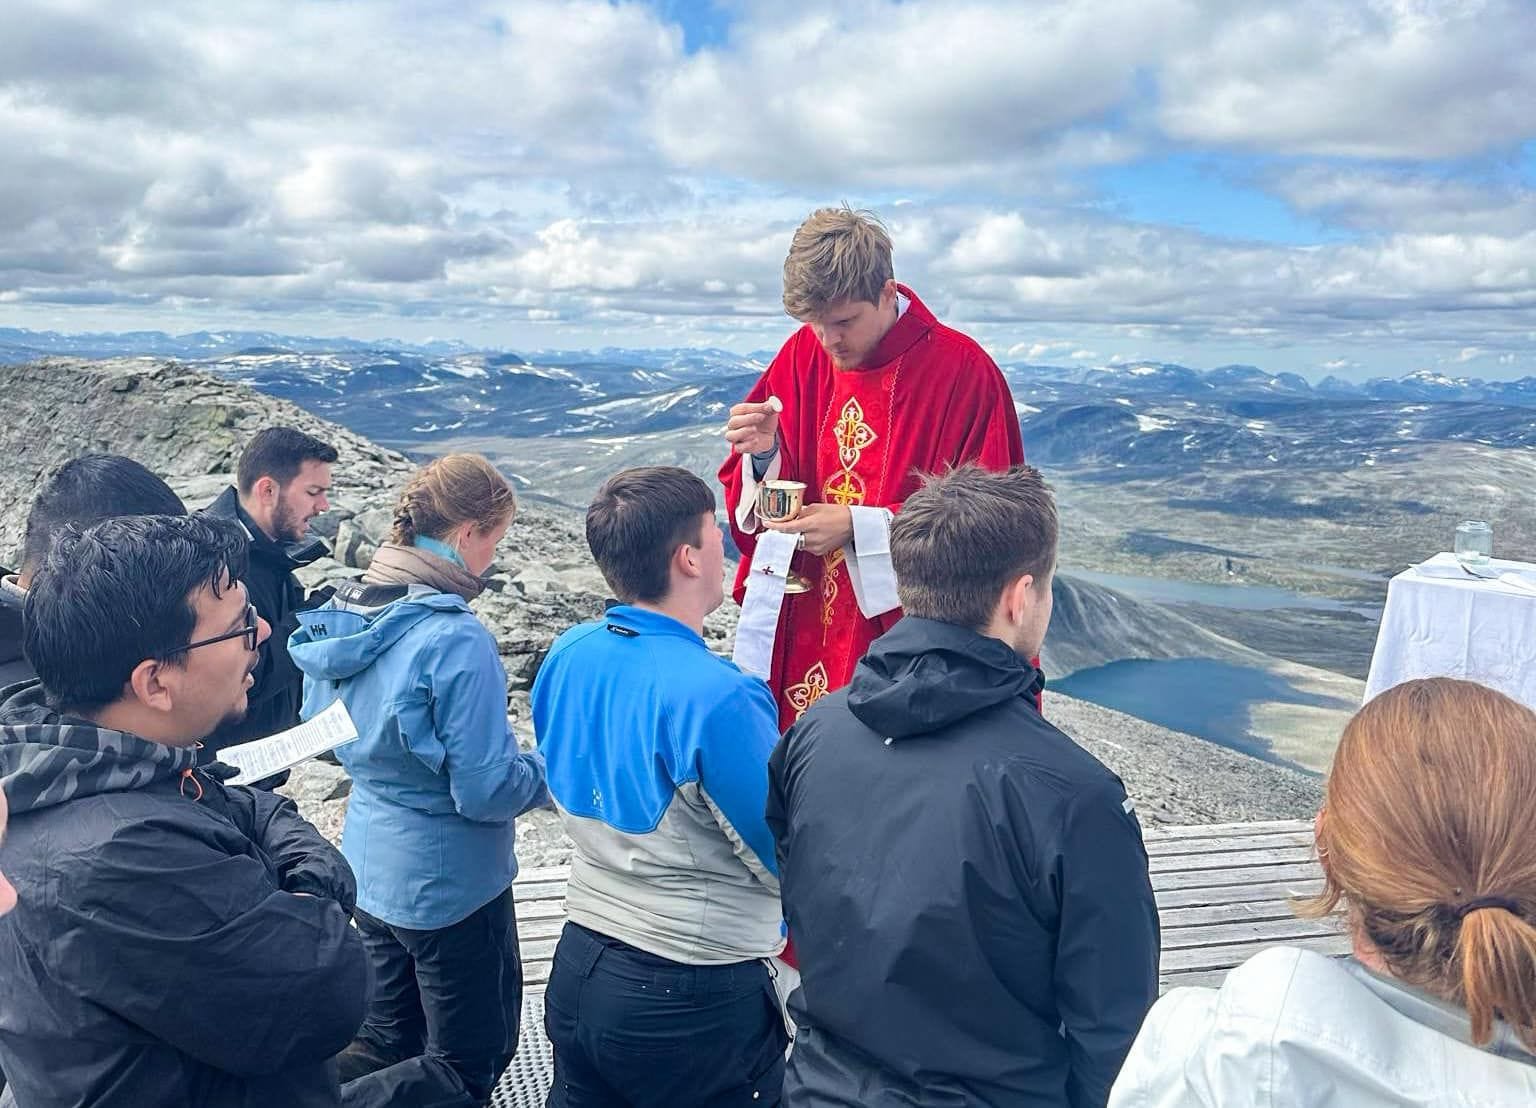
[721,207,1025,730]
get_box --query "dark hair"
[23,514,249,713]
[237,426,338,495]
[21,454,186,571]
[391,454,515,545]
[586,467,716,603]
[891,464,1057,631]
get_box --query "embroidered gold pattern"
[786,661,831,718]
[822,468,866,507]
[820,550,846,629]
[833,398,878,469]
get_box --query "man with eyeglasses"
[0,514,368,1108]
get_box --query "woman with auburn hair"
[1110,677,1536,1106]
[289,454,547,1108]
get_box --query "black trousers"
[543,922,787,1108]
[338,886,521,1108]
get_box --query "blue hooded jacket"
[289,584,547,930]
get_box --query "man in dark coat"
[1,454,186,689]
[203,426,336,756]
[767,464,1160,1108]
[0,514,368,1108]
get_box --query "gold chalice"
[756,479,812,595]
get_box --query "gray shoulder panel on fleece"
[557,787,783,965]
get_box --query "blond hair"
[1296,678,1536,1047]
[782,206,893,320]
[389,453,515,546]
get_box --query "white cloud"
[1264,165,1536,235]
[0,0,1533,378]
[649,0,1169,187]
[1009,340,1075,360]
[1157,0,1536,159]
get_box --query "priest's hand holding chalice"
[725,394,829,596]
[756,478,812,594]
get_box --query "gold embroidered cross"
[833,398,877,470]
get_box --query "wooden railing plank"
[1154,878,1324,910]
[1160,931,1352,974]
[1143,819,1313,840]
[1145,831,1314,858]
[1148,845,1315,873]
[1150,861,1323,891]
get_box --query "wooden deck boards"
[511,818,1347,993]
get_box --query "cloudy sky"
[3,0,1534,378]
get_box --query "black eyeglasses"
[169,603,260,656]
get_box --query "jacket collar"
[848,616,1044,739]
[1343,958,1536,1065]
[0,682,198,815]
[602,604,706,645]
[859,283,937,370]
[206,485,325,569]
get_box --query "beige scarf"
[364,543,485,602]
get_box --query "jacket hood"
[847,616,1044,738]
[288,588,470,681]
[206,485,327,569]
[0,681,197,816]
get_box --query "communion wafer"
[767,395,783,413]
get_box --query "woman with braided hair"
[290,453,547,1108]
[1110,677,1536,1106]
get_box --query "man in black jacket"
[0,514,368,1108]
[203,426,336,756]
[2,454,186,689]
[767,464,1160,1108]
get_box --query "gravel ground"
[1045,692,1323,826]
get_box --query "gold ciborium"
[756,479,811,595]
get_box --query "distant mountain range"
[7,327,1536,472]
[6,324,1536,403]
[1003,359,1536,407]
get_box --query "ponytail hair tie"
[1454,895,1521,919]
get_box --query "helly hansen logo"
[307,623,330,638]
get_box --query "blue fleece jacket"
[289,588,547,930]
[532,605,783,964]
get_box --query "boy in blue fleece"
[533,466,787,1108]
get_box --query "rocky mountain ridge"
[4,357,1324,859]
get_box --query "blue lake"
[1052,657,1353,768]
[1066,567,1381,619]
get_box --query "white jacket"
[1109,946,1536,1107]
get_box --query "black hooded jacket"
[0,575,27,689]
[766,617,1160,1108]
[203,487,326,753]
[0,683,369,1108]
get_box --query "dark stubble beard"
[270,497,303,544]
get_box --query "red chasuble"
[721,286,1026,730]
